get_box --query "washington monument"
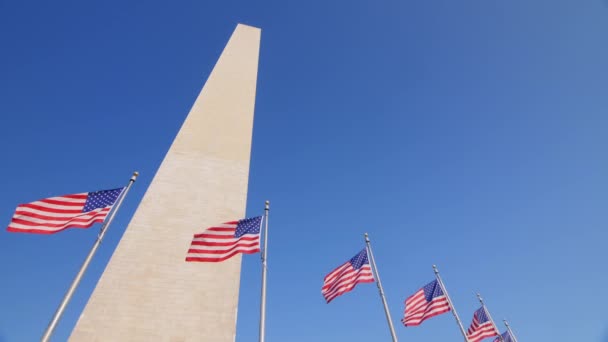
[70,24,261,341]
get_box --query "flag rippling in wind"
[6,188,124,234]
[467,307,498,342]
[402,279,450,326]
[494,331,514,342]
[322,249,374,303]
[185,216,262,262]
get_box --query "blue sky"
[1,0,607,341]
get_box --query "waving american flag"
[322,249,374,303]
[467,307,498,342]
[6,188,124,234]
[185,216,262,262]
[402,279,451,326]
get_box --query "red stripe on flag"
[6,219,106,234]
[185,248,260,263]
[187,241,260,255]
[17,204,85,214]
[190,236,259,247]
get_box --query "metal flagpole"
[259,200,269,342]
[433,265,470,342]
[476,293,504,342]
[364,233,398,342]
[504,319,519,342]
[41,171,138,342]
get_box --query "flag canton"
[501,331,513,342]
[423,280,444,302]
[235,216,262,238]
[475,307,490,323]
[349,249,369,269]
[83,188,123,212]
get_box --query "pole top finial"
[265,200,269,210]
[364,232,370,242]
[477,293,483,302]
[432,264,438,274]
[131,171,139,181]
[503,319,509,326]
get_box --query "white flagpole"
[476,293,504,342]
[41,171,138,342]
[259,200,269,342]
[504,319,519,342]
[433,265,470,342]
[364,233,398,342]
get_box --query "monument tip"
[236,23,261,31]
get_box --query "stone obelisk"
[70,24,261,341]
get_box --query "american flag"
[402,279,451,326]
[185,216,262,262]
[494,331,514,342]
[6,188,124,234]
[467,307,498,342]
[322,249,374,303]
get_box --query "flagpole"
[433,265,470,342]
[504,319,519,342]
[364,233,398,342]
[41,171,138,342]
[259,200,269,342]
[476,293,504,342]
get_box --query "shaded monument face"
[70,24,261,342]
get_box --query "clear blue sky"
[1,1,607,341]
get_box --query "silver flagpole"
[504,319,519,342]
[259,200,269,342]
[364,233,398,342]
[41,171,138,342]
[433,265,470,342]
[476,293,504,342]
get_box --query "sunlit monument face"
[70,24,261,342]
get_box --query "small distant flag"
[402,279,450,326]
[322,249,374,303]
[467,307,498,342]
[6,188,124,234]
[494,331,514,342]
[185,216,262,262]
